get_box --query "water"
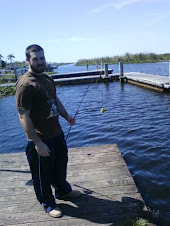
[0,62,170,225]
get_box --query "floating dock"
[52,71,170,93]
[124,72,170,92]
[0,144,152,225]
[53,74,119,85]
[1,67,170,93]
[51,69,113,79]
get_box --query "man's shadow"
[57,188,153,225]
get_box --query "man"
[15,44,81,218]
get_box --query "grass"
[76,52,170,66]
[115,218,155,226]
[45,71,56,75]
[116,219,148,226]
[0,86,15,97]
[0,74,15,84]
[0,71,57,97]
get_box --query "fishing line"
[101,79,107,113]
[88,72,107,114]
[66,69,107,141]
[102,80,104,108]
[26,155,43,212]
[38,155,43,197]
[88,76,100,114]
[73,184,116,201]
[65,82,92,141]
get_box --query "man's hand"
[67,116,76,126]
[35,140,51,157]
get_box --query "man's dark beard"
[30,63,46,73]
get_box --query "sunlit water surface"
[0,62,170,225]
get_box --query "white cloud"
[69,37,96,42]
[114,0,141,10]
[89,0,141,14]
[88,3,115,14]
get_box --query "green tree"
[7,54,15,69]
[0,54,4,68]
[0,54,4,60]
[124,52,131,63]
[7,54,15,64]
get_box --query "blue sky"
[0,0,170,63]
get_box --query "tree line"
[76,52,170,66]
[0,53,70,70]
[0,54,17,69]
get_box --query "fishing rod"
[65,82,92,141]
[26,70,107,212]
[73,184,116,201]
[65,69,108,141]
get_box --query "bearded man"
[15,44,81,218]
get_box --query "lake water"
[0,62,170,225]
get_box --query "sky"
[0,0,170,63]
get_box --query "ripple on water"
[0,63,170,224]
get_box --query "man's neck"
[28,68,43,76]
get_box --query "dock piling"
[119,61,124,77]
[101,59,103,69]
[86,63,89,71]
[14,69,18,81]
[104,63,108,76]
[96,61,98,70]
[119,61,125,82]
[169,60,170,84]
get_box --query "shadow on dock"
[0,144,156,225]
[57,193,150,225]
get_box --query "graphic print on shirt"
[47,98,59,119]
[40,80,59,120]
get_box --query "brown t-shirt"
[15,71,61,140]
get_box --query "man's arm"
[56,96,75,126]
[18,110,51,157]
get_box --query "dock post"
[119,61,124,82]
[169,60,170,84]
[101,59,103,69]
[86,63,89,71]
[14,69,18,81]
[96,61,98,70]
[104,63,108,76]
[1,69,5,76]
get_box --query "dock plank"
[0,144,151,225]
[51,69,113,79]
[54,74,119,85]
[125,72,170,91]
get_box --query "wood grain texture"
[0,144,150,225]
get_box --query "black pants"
[26,131,72,212]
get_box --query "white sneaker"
[49,207,62,218]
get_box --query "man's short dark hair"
[25,44,44,60]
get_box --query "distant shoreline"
[76,52,170,66]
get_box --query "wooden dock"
[51,68,170,93]
[51,69,113,79]
[0,144,152,225]
[54,74,119,85]
[1,65,170,93]
[124,72,170,92]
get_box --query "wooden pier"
[0,144,152,225]
[124,72,170,92]
[1,63,170,93]
[52,72,170,93]
[54,74,119,85]
[51,69,113,79]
